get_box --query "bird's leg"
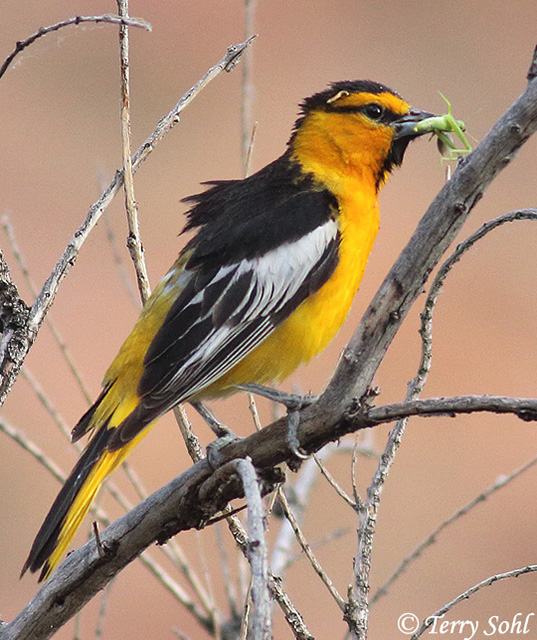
[237,383,317,459]
[191,401,235,438]
[191,401,242,469]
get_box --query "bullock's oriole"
[22,80,437,581]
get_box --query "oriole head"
[289,80,433,191]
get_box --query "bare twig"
[248,392,263,431]
[215,522,240,622]
[244,121,258,178]
[372,452,537,605]
[284,528,352,569]
[271,442,349,577]
[277,487,346,611]
[235,459,271,640]
[137,551,214,633]
[223,499,314,640]
[173,405,204,462]
[102,210,139,308]
[355,394,537,427]
[0,14,151,82]
[20,366,73,441]
[194,531,219,632]
[241,0,257,173]
[411,565,537,639]
[313,453,356,508]
[268,579,314,640]
[0,416,65,484]
[239,584,252,640]
[117,0,151,304]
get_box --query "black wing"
[110,218,340,448]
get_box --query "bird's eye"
[363,103,384,120]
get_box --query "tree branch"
[5,389,537,640]
[411,565,537,639]
[117,0,152,304]
[0,14,151,83]
[235,459,271,640]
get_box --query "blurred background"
[1,1,537,638]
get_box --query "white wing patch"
[140,218,339,409]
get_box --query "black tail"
[21,422,111,581]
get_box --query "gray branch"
[235,459,271,640]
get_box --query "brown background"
[1,1,537,638]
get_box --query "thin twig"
[194,531,219,634]
[173,405,204,462]
[0,416,65,484]
[248,392,262,431]
[372,451,537,605]
[415,208,537,394]
[102,210,140,308]
[20,366,73,442]
[239,582,252,640]
[137,551,215,633]
[271,444,333,576]
[215,522,240,619]
[244,121,258,177]
[271,440,370,578]
[0,14,151,82]
[411,565,537,639]
[284,527,352,569]
[277,487,346,611]
[357,394,537,427]
[241,0,257,173]
[313,453,356,508]
[235,459,271,640]
[223,504,314,640]
[117,0,151,304]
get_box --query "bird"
[22,80,436,581]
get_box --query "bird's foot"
[237,383,317,460]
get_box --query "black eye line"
[326,102,401,124]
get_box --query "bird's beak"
[388,107,435,167]
[393,107,435,140]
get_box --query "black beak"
[393,107,435,140]
[389,107,435,167]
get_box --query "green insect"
[414,93,472,161]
